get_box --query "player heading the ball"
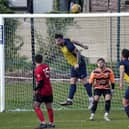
[55,33,93,109]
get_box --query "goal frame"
[0,17,5,112]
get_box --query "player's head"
[55,34,64,46]
[35,54,43,64]
[121,48,129,60]
[97,58,106,69]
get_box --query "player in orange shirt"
[89,58,115,121]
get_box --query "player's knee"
[122,99,129,106]
[33,102,40,109]
[32,103,36,109]
[45,103,52,109]
[105,94,112,100]
[80,77,87,84]
[70,78,77,84]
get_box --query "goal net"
[2,15,129,111]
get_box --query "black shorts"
[33,94,53,103]
[94,89,111,97]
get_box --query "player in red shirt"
[33,54,55,129]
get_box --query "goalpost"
[0,17,5,112]
[1,14,129,112]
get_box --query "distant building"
[8,0,129,13]
[33,0,53,13]
[8,0,28,13]
[83,0,129,12]
[59,0,129,13]
[8,0,53,13]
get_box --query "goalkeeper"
[55,34,93,109]
[89,58,115,121]
[33,54,55,129]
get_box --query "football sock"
[47,108,54,123]
[84,83,92,97]
[105,100,111,113]
[124,105,129,118]
[35,107,45,122]
[91,100,98,113]
[68,84,76,99]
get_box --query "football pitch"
[4,81,129,129]
[0,110,128,129]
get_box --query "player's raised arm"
[72,48,81,67]
[72,40,88,49]
[119,65,125,89]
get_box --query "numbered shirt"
[34,64,52,96]
[89,67,115,89]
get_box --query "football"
[71,4,81,13]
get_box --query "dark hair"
[97,58,105,63]
[122,49,129,59]
[55,34,63,39]
[35,54,43,63]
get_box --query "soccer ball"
[71,4,81,13]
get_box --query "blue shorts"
[70,60,87,79]
[124,86,129,100]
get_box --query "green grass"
[0,110,128,129]
[5,81,125,111]
[4,81,129,129]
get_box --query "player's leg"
[60,65,78,106]
[60,76,78,106]
[104,89,112,121]
[123,87,129,118]
[89,89,100,120]
[81,77,93,109]
[33,95,47,129]
[81,77,92,97]
[78,61,93,109]
[68,77,78,100]
[45,95,55,128]
[78,60,92,97]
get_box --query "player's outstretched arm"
[119,65,125,89]
[72,40,88,49]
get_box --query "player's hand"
[74,64,79,69]
[111,89,114,94]
[33,90,38,96]
[119,84,124,89]
[83,45,88,49]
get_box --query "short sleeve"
[89,72,95,84]
[109,69,115,83]
[35,69,43,82]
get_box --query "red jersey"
[34,64,53,96]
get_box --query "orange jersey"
[89,67,115,89]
